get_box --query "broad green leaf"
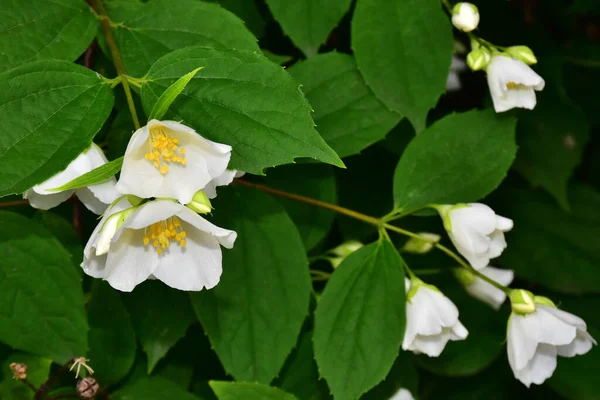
[206,0,266,38]
[51,156,123,192]
[211,381,298,400]
[352,0,453,130]
[148,67,203,121]
[0,0,96,72]
[513,90,589,210]
[87,281,136,386]
[0,211,87,362]
[393,110,517,213]
[121,281,196,373]
[362,351,418,399]
[0,61,114,197]
[265,0,352,57]
[313,240,406,400]
[105,0,259,77]
[141,46,344,174]
[33,211,82,270]
[106,112,135,161]
[498,184,600,294]
[288,53,402,158]
[263,164,337,251]
[415,278,505,377]
[114,376,200,400]
[0,352,51,400]
[262,50,294,66]
[191,186,311,383]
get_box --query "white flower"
[439,203,513,270]
[23,144,120,214]
[507,292,597,387]
[486,56,545,113]
[463,266,514,310]
[82,198,236,292]
[116,120,232,204]
[389,388,415,400]
[203,170,245,199]
[402,278,468,357]
[452,3,480,32]
[446,56,467,92]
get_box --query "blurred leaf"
[393,110,517,213]
[261,50,294,65]
[288,53,401,158]
[33,211,82,270]
[499,184,600,294]
[121,281,196,373]
[141,46,344,174]
[0,211,87,363]
[361,351,418,399]
[265,0,352,57]
[564,64,600,125]
[114,376,200,400]
[211,381,298,400]
[87,281,136,386]
[352,0,453,130]
[0,61,114,197]
[514,90,589,210]
[191,186,311,383]
[0,0,96,72]
[313,240,405,400]
[0,352,51,400]
[206,0,266,38]
[263,164,337,251]
[105,0,259,77]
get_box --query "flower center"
[142,216,187,255]
[144,127,186,174]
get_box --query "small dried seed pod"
[77,377,99,399]
[9,363,27,380]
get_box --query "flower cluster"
[24,120,238,292]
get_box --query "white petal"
[450,236,491,270]
[486,230,507,259]
[557,330,596,357]
[104,228,159,292]
[446,71,461,92]
[203,169,238,199]
[482,266,514,286]
[517,343,557,387]
[450,320,469,340]
[409,331,452,357]
[495,215,514,231]
[116,200,183,237]
[152,226,223,291]
[494,86,538,113]
[540,305,588,331]
[24,189,73,210]
[389,388,415,400]
[75,187,109,215]
[32,152,94,195]
[507,314,539,372]
[488,56,545,88]
[176,206,237,248]
[531,306,577,346]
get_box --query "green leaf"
[415,279,505,377]
[114,376,201,400]
[0,61,114,197]
[351,0,453,130]
[261,50,294,66]
[206,0,266,38]
[33,211,83,270]
[148,67,203,121]
[211,381,299,400]
[0,211,87,363]
[288,53,402,158]
[0,352,52,400]
[191,186,311,383]
[87,281,136,386]
[393,110,517,212]
[265,0,352,57]
[105,0,259,77]
[361,351,418,399]
[498,184,600,294]
[313,240,406,400]
[51,156,123,192]
[0,0,96,72]
[513,90,590,211]
[263,164,337,251]
[141,46,344,174]
[121,281,196,373]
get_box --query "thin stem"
[0,199,29,208]
[36,358,75,398]
[310,270,332,281]
[89,0,140,130]
[413,268,445,275]
[19,378,37,393]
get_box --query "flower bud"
[126,194,144,207]
[77,377,99,399]
[452,268,476,286]
[506,45,537,65]
[467,48,491,71]
[186,190,212,214]
[402,233,441,254]
[534,295,556,308]
[9,363,27,380]
[96,207,136,256]
[328,240,363,269]
[452,3,480,32]
[509,289,536,314]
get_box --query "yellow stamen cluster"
[142,217,187,255]
[144,128,186,174]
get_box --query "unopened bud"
[186,190,212,214]
[506,45,537,65]
[467,48,491,71]
[96,207,136,256]
[402,233,441,254]
[509,289,536,315]
[453,268,476,286]
[452,3,480,32]
[77,377,99,399]
[126,194,144,207]
[534,295,556,308]
[327,240,363,269]
[9,363,27,380]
